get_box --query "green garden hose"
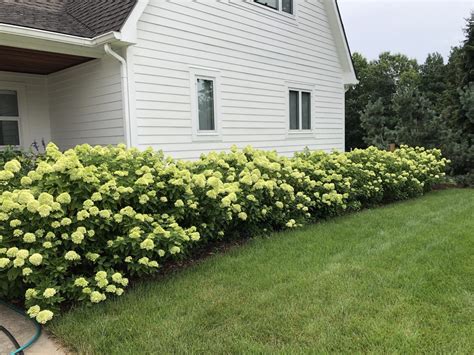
[0,299,41,355]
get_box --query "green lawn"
[50,189,474,354]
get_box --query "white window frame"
[252,0,296,18]
[190,66,222,142]
[285,82,315,137]
[0,83,27,149]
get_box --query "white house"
[0,0,357,159]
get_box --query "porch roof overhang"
[0,24,132,74]
[0,45,94,75]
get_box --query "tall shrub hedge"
[0,143,447,324]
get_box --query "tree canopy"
[346,11,474,184]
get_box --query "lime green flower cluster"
[0,143,447,323]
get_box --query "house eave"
[323,0,358,86]
[0,24,132,58]
[343,73,359,87]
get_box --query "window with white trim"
[289,90,311,131]
[190,67,222,140]
[197,78,216,131]
[0,90,20,146]
[254,0,293,14]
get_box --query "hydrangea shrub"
[0,143,447,323]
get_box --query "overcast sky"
[337,0,473,63]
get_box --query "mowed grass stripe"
[50,189,474,354]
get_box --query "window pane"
[0,120,20,145]
[289,90,299,130]
[197,79,215,131]
[282,0,293,14]
[254,0,278,10]
[0,90,19,117]
[302,92,311,130]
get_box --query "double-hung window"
[0,89,21,146]
[254,0,293,14]
[289,90,311,131]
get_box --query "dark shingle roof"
[0,0,137,38]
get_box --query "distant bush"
[0,143,447,324]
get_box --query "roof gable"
[324,0,358,85]
[0,0,137,38]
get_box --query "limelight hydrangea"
[0,258,10,268]
[28,253,43,266]
[36,310,54,324]
[65,251,81,261]
[37,205,52,217]
[4,159,21,173]
[170,246,181,254]
[238,212,248,221]
[23,233,36,243]
[61,217,72,226]
[27,305,41,318]
[43,288,57,298]
[138,257,149,265]
[106,284,117,293]
[16,249,29,259]
[174,199,185,207]
[90,291,106,303]
[97,279,109,288]
[86,253,100,262]
[10,219,21,227]
[111,273,122,283]
[56,192,71,205]
[13,258,25,268]
[99,210,111,219]
[140,239,155,250]
[0,170,14,180]
[7,247,19,258]
[74,278,89,287]
[25,289,38,300]
[95,271,107,281]
[20,176,32,185]
[71,231,84,244]
[0,143,447,324]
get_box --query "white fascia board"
[343,72,359,86]
[0,24,132,57]
[323,0,358,85]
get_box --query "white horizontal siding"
[48,57,125,149]
[133,0,345,159]
[0,71,51,148]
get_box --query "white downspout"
[104,43,132,148]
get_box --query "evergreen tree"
[392,87,438,147]
[345,52,420,150]
[345,53,370,150]
[461,12,474,85]
[345,11,473,183]
[438,13,474,181]
[360,98,396,148]
[420,53,446,108]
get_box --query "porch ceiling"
[0,45,94,75]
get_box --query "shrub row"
[0,144,447,324]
